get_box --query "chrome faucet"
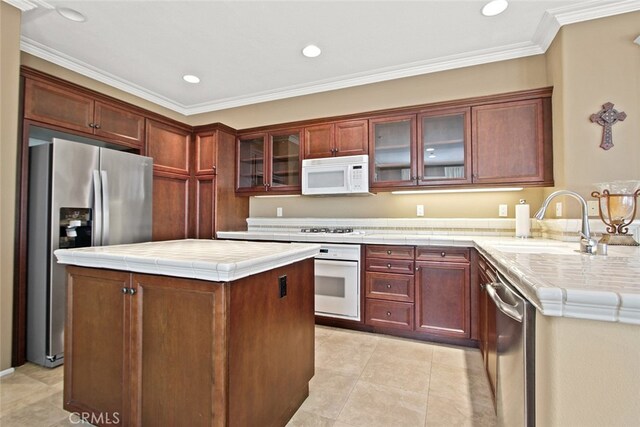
[534,190,597,254]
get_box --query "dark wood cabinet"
[364,244,472,343]
[415,260,470,338]
[24,78,145,147]
[64,268,130,426]
[145,120,192,241]
[194,126,249,237]
[237,128,301,194]
[65,266,227,426]
[472,96,553,185]
[303,120,368,159]
[477,254,498,403]
[64,259,314,427]
[417,107,472,186]
[365,245,415,331]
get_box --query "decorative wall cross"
[590,102,626,150]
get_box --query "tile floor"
[0,326,496,427]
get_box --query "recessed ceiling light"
[183,74,200,84]
[482,0,508,17]
[302,44,322,58]
[57,7,86,22]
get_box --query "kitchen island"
[54,239,320,427]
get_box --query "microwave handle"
[346,166,352,190]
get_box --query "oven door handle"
[486,282,523,322]
[315,259,358,267]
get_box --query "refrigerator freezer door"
[99,148,153,245]
[49,139,100,362]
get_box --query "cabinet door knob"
[386,311,392,317]
[128,288,137,295]
[212,165,217,174]
[386,263,391,269]
[415,266,420,271]
[94,124,101,129]
[386,250,392,255]
[121,287,128,294]
[480,283,485,290]
[441,252,446,257]
[88,123,95,128]
[386,284,392,289]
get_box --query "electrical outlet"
[555,202,563,217]
[587,200,599,216]
[416,204,424,217]
[278,275,287,298]
[276,207,283,217]
[499,204,508,217]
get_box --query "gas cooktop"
[300,227,354,234]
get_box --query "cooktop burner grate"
[300,227,354,234]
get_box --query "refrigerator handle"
[101,170,110,246]
[92,170,103,246]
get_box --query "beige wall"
[250,189,544,219]
[536,315,640,426]
[0,1,21,371]
[546,12,640,217]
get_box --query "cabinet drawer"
[416,247,470,263]
[365,300,414,330]
[366,273,414,302]
[366,245,415,260]
[366,258,415,275]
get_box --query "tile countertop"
[54,239,321,282]
[218,231,640,325]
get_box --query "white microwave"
[302,154,369,196]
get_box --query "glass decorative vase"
[591,180,640,246]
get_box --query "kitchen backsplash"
[246,217,640,243]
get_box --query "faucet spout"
[535,190,594,253]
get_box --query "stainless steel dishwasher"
[486,272,535,427]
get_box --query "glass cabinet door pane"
[421,113,466,180]
[238,136,265,188]
[372,119,413,184]
[270,132,300,187]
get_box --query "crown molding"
[20,36,191,115]
[16,0,640,116]
[2,0,53,12]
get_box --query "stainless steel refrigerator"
[27,138,153,367]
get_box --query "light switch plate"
[555,202,563,217]
[587,200,599,216]
[499,204,508,217]
[276,207,283,217]
[417,205,424,217]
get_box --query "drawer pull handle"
[387,250,392,255]
[386,311,391,317]
[387,263,391,269]
[386,284,391,289]
[441,252,446,257]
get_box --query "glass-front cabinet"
[417,107,471,185]
[369,115,416,188]
[237,129,301,193]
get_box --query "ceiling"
[9,0,640,115]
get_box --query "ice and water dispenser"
[59,208,92,249]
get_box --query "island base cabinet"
[64,259,315,427]
[64,268,131,426]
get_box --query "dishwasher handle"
[486,282,523,322]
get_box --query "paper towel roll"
[515,203,531,238]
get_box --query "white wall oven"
[314,243,361,320]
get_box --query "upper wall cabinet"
[23,78,145,148]
[417,107,472,186]
[369,115,417,188]
[237,128,301,194]
[472,97,553,185]
[145,119,191,175]
[303,120,368,159]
